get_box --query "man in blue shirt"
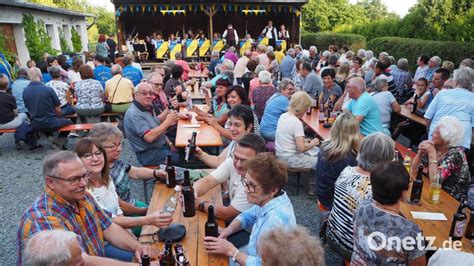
[279,49,296,79]
[122,56,143,86]
[11,67,29,113]
[23,68,72,149]
[338,77,383,136]
[93,55,112,89]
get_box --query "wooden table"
[186,82,211,100]
[139,183,228,265]
[399,105,427,126]
[189,69,209,79]
[175,106,223,148]
[301,108,331,140]
[397,145,474,252]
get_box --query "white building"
[0,0,92,65]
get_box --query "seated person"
[93,54,113,89]
[352,162,426,265]
[74,64,105,123]
[17,151,152,264]
[124,82,180,166]
[370,78,401,135]
[194,77,231,125]
[11,67,29,114]
[404,77,430,114]
[105,64,134,113]
[335,77,383,136]
[193,134,266,220]
[260,78,295,141]
[23,230,85,266]
[75,138,172,248]
[275,91,320,169]
[122,56,143,86]
[326,133,395,260]
[319,68,342,109]
[251,70,277,121]
[23,67,72,149]
[163,64,193,108]
[204,153,296,265]
[89,123,169,217]
[411,116,470,201]
[45,67,75,116]
[300,61,322,98]
[371,61,397,100]
[315,112,360,211]
[258,226,325,266]
[208,87,260,139]
[0,73,32,150]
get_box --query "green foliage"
[71,27,82,52]
[0,33,15,63]
[367,37,474,71]
[59,27,71,53]
[94,6,116,36]
[22,14,56,61]
[301,32,367,52]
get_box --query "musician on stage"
[222,24,239,48]
[279,24,290,43]
[261,20,278,48]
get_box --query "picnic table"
[139,183,228,265]
[175,105,222,148]
[188,69,209,79]
[301,108,331,140]
[399,105,427,126]
[186,82,211,101]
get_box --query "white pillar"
[78,23,88,52]
[63,24,72,51]
[12,24,29,66]
[46,24,61,51]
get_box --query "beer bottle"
[315,91,319,109]
[174,243,190,265]
[182,170,196,217]
[306,106,312,115]
[185,132,197,163]
[161,240,175,266]
[167,97,174,111]
[141,254,150,266]
[449,199,467,241]
[464,210,474,240]
[205,205,219,237]
[165,155,176,188]
[409,165,424,204]
[412,94,419,114]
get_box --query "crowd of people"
[1,32,473,265]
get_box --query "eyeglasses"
[149,81,164,87]
[241,178,256,193]
[49,172,90,186]
[82,150,104,160]
[137,91,154,96]
[103,142,122,150]
[230,152,248,164]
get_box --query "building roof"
[0,0,94,17]
[112,0,308,5]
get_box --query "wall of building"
[0,6,89,66]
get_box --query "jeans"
[104,243,134,262]
[0,113,27,129]
[260,130,275,141]
[136,147,180,166]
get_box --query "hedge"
[367,37,474,72]
[301,32,367,52]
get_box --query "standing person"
[96,34,109,58]
[278,25,290,43]
[23,68,72,149]
[222,24,239,48]
[93,55,113,89]
[234,50,251,85]
[122,56,143,87]
[107,34,117,63]
[74,65,105,123]
[261,20,278,48]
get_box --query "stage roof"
[112,0,308,4]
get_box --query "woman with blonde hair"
[315,112,360,206]
[335,61,351,90]
[275,91,320,169]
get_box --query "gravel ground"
[0,133,342,265]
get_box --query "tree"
[22,14,56,61]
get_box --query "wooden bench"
[287,167,313,195]
[0,128,16,134]
[59,122,118,132]
[63,112,121,119]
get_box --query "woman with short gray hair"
[326,132,395,260]
[370,78,401,136]
[251,70,278,120]
[46,66,75,116]
[411,116,470,201]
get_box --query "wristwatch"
[153,169,159,179]
[199,201,209,212]
[231,250,239,262]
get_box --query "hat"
[216,77,231,86]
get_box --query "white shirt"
[67,70,82,84]
[87,179,123,218]
[211,157,253,212]
[275,112,305,157]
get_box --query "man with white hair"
[252,70,277,120]
[23,67,72,149]
[309,46,319,70]
[336,77,383,136]
[426,56,442,82]
[23,230,84,266]
[105,64,135,114]
[424,67,474,174]
[280,48,296,79]
[124,82,180,166]
[208,50,223,77]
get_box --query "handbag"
[105,77,122,112]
